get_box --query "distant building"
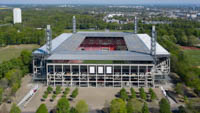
[190,14,197,19]
[13,8,22,24]
[142,21,172,25]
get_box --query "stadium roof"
[33,32,170,61]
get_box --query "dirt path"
[0,75,33,112]
[180,46,200,50]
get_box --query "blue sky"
[1,0,200,4]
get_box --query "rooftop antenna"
[151,25,157,64]
[134,16,137,34]
[46,25,52,55]
[73,16,76,33]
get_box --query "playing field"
[0,44,39,63]
[183,49,200,66]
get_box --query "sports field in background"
[0,44,39,63]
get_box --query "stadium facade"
[32,17,170,87]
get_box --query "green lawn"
[0,44,39,63]
[183,49,200,66]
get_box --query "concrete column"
[86,65,90,87]
[104,65,105,87]
[70,65,72,87]
[46,64,48,86]
[79,65,80,87]
[129,66,131,87]
[145,66,148,87]
[138,65,140,87]
[32,58,35,76]
[120,65,122,88]
[112,65,114,87]
[95,65,97,88]
[53,65,55,87]
[62,64,64,86]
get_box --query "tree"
[10,103,21,113]
[47,86,53,94]
[70,107,77,113]
[57,97,70,113]
[36,104,48,113]
[119,88,128,101]
[126,99,143,113]
[149,88,157,101]
[130,88,136,99]
[139,87,147,100]
[75,100,89,113]
[0,87,3,104]
[55,86,62,94]
[178,106,187,113]
[142,103,149,113]
[110,98,127,113]
[159,98,172,113]
[20,50,31,65]
[5,69,22,86]
[52,94,56,101]
[71,88,79,99]
[5,69,22,95]
[174,83,184,95]
[42,93,48,99]
[179,35,188,46]
[187,35,199,46]
[63,87,70,95]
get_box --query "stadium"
[32,17,170,87]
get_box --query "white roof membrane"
[33,33,72,54]
[137,34,170,55]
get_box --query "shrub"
[149,88,157,101]
[139,87,147,100]
[110,98,127,113]
[52,94,56,101]
[64,88,70,95]
[75,100,89,113]
[127,99,143,113]
[36,104,48,113]
[47,86,53,94]
[10,103,21,113]
[71,88,78,99]
[142,103,149,113]
[130,88,136,99]
[55,86,62,94]
[119,88,128,101]
[159,98,172,113]
[62,94,67,98]
[43,93,48,99]
[57,97,70,113]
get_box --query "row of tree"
[42,86,78,102]
[118,88,157,102]
[0,50,32,104]
[1,8,200,47]
[37,98,88,113]
[108,88,171,113]
[0,25,45,47]
[6,97,89,113]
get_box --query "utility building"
[32,17,170,88]
[13,8,22,24]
